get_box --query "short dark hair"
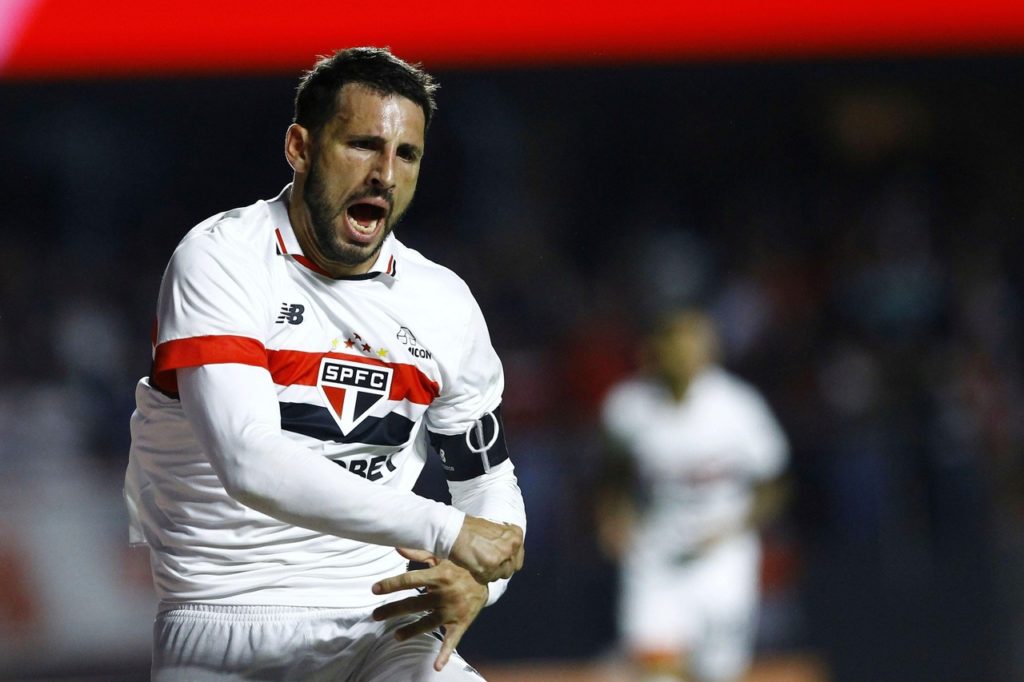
[293,46,438,134]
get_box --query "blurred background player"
[596,308,789,682]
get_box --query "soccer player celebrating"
[597,308,788,682]
[125,47,525,681]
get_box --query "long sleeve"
[178,363,466,559]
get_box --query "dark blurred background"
[2,12,1024,682]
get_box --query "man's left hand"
[372,548,488,672]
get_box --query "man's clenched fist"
[448,516,524,584]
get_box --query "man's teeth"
[347,214,379,232]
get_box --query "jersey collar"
[268,184,400,281]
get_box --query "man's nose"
[369,153,396,190]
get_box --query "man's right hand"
[449,515,524,584]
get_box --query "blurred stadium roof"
[3,0,1024,79]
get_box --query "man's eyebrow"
[398,142,423,157]
[345,134,384,143]
[341,134,422,156]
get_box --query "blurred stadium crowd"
[1,56,1023,681]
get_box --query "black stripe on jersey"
[279,402,415,446]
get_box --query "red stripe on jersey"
[266,349,439,405]
[273,228,288,255]
[152,335,268,393]
[293,253,332,277]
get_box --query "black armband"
[428,405,509,482]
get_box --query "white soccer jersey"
[601,367,788,564]
[125,185,522,608]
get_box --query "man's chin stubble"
[318,230,385,268]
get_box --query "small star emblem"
[344,338,355,348]
[377,348,389,358]
[361,342,372,352]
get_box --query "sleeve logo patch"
[317,358,394,434]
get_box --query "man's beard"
[303,160,402,268]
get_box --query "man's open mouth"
[346,202,388,234]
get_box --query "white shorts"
[620,532,760,682]
[152,603,486,681]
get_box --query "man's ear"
[285,123,312,173]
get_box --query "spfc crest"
[317,358,394,435]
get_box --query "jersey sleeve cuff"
[484,576,510,607]
[433,507,466,560]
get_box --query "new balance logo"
[276,303,305,325]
